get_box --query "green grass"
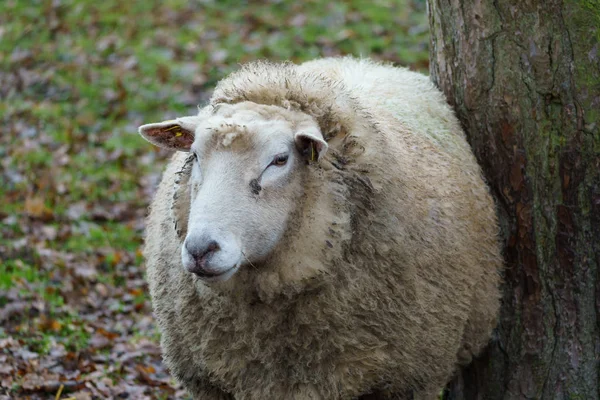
[0,259,92,353]
[0,0,428,217]
[0,260,41,290]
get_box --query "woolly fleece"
[143,57,503,400]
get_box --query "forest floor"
[0,1,428,398]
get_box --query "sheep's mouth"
[195,269,226,278]
[194,265,239,282]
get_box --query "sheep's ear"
[295,127,328,161]
[138,116,200,151]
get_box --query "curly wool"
[144,57,503,400]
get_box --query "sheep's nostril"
[206,241,219,253]
[186,239,220,264]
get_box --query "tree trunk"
[427,0,600,399]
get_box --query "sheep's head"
[139,102,328,283]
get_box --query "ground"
[0,1,428,398]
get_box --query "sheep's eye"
[272,154,288,166]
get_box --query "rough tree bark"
[427,0,599,399]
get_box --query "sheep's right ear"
[138,116,200,151]
[294,122,328,161]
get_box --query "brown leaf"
[24,196,53,221]
[38,314,63,332]
[96,327,119,340]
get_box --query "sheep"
[138,57,503,400]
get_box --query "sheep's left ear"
[138,116,200,151]
[295,125,328,161]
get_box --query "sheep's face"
[139,102,327,282]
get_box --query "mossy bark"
[427,0,600,398]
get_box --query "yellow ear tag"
[310,143,316,161]
[175,132,183,137]
[165,125,181,132]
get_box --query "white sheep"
[138,57,503,400]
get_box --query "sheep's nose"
[185,239,220,274]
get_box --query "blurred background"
[0,0,428,398]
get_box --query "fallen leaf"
[24,196,53,220]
